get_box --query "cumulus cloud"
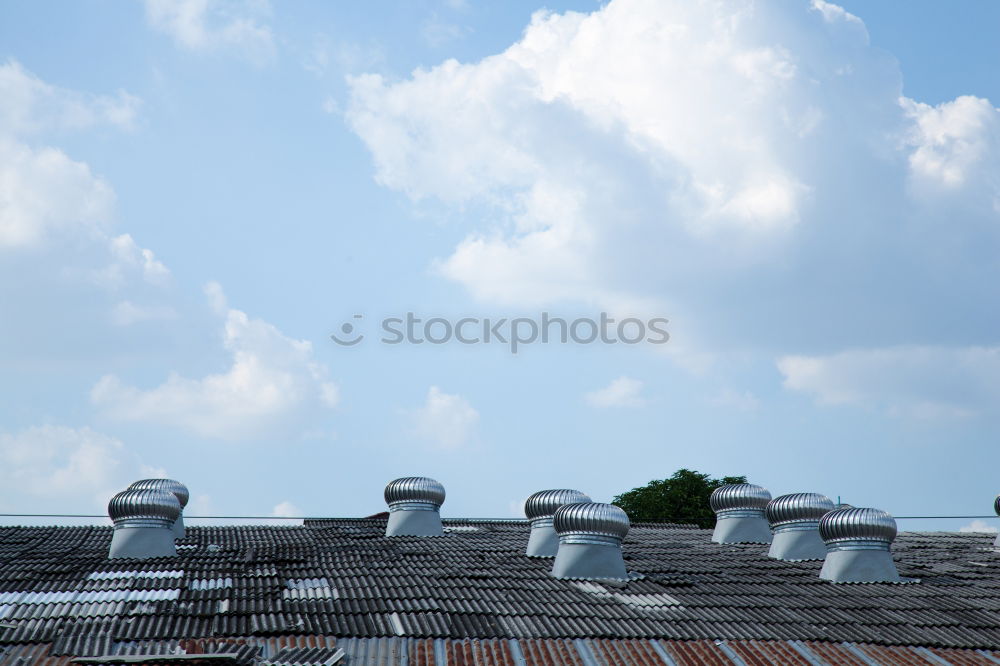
[421,16,470,48]
[904,95,1000,200]
[777,346,1000,419]
[110,300,178,326]
[0,138,115,249]
[0,59,139,136]
[145,0,276,64]
[91,283,339,440]
[0,61,164,287]
[347,0,1000,372]
[271,500,302,518]
[409,386,479,449]
[0,60,132,251]
[0,425,147,514]
[92,234,171,287]
[959,520,998,534]
[0,59,186,374]
[0,60,184,366]
[585,376,646,408]
[710,388,760,412]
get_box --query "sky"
[1,0,998,533]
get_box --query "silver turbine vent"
[525,489,592,522]
[995,495,1000,548]
[819,507,897,547]
[553,502,630,541]
[524,489,592,558]
[766,493,835,528]
[818,507,900,583]
[384,477,445,537]
[384,476,446,509]
[710,483,772,514]
[765,493,834,561]
[551,503,629,580]
[107,489,180,560]
[108,489,181,527]
[710,483,772,544]
[128,478,189,538]
[128,479,189,507]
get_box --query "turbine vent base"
[108,526,177,560]
[712,515,773,544]
[820,549,901,583]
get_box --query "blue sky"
[1,0,998,533]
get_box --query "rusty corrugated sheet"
[407,639,437,666]
[8,637,1000,665]
[931,647,1000,666]
[802,640,870,665]
[442,638,516,666]
[726,639,812,666]
[652,639,726,665]
[585,638,664,666]
[517,638,587,666]
[0,642,74,666]
[853,643,942,666]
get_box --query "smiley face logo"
[330,314,364,346]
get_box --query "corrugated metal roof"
[0,642,74,666]
[3,521,1000,658]
[1,634,984,666]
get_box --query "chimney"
[765,493,835,561]
[384,477,445,537]
[994,495,999,548]
[524,489,592,557]
[551,502,629,580]
[818,507,900,583]
[710,483,772,544]
[127,479,189,538]
[108,488,180,559]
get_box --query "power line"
[895,515,997,520]
[0,513,306,520]
[0,513,996,520]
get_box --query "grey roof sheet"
[0,520,999,656]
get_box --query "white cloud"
[271,500,302,517]
[0,63,340,447]
[111,300,178,326]
[810,0,864,28]
[0,59,139,136]
[185,493,215,516]
[409,386,479,449]
[959,520,998,534]
[0,62,165,294]
[585,376,646,408]
[421,16,470,48]
[0,62,192,375]
[91,283,339,440]
[109,234,171,285]
[778,346,1000,419]
[347,0,1000,370]
[710,388,760,412]
[904,95,1000,206]
[93,234,171,287]
[0,138,115,250]
[204,280,228,314]
[0,62,131,250]
[144,0,276,64]
[0,425,145,514]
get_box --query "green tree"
[612,469,748,527]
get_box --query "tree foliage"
[612,469,748,528]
